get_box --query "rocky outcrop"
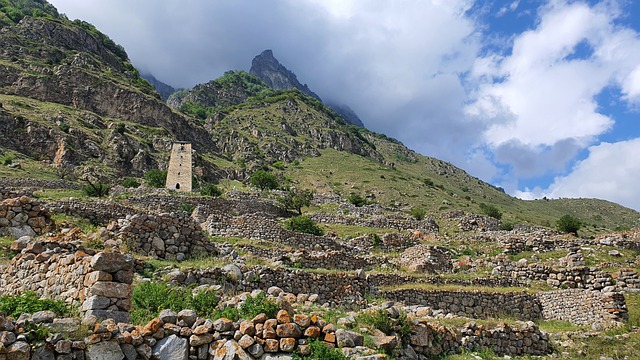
[141,72,176,101]
[249,50,320,100]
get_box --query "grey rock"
[90,252,133,273]
[120,344,137,360]
[159,309,178,324]
[152,334,188,360]
[85,341,124,360]
[82,296,111,311]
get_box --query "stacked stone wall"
[492,257,614,290]
[0,307,551,360]
[537,289,628,326]
[0,196,54,238]
[312,212,439,233]
[203,211,346,252]
[381,289,541,321]
[0,242,133,322]
[49,198,138,225]
[114,212,216,261]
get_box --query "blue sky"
[49,0,640,211]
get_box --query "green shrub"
[423,178,435,187]
[284,215,324,236]
[144,169,167,188]
[58,123,70,133]
[115,123,126,134]
[0,292,70,318]
[179,202,195,214]
[557,215,581,235]
[499,222,515,231]
[83,183,110,197]
[358,309,411,346]
[271,161,286,170]
[0,154,13,166]
[131,281,219,325]
[347,193,369,207]
[212,292,277,322]
[278,189,314,215]
[250,170,279,190]
[293,339,348,360]
[120,178,140,188]
[372,233,382,248]
[479,203,502,220]
[410,207,426,220]
[200,184,223,197]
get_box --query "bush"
[0,292,70,318]
[0,154,13,166]
[410,207,426,220]
[120,178,140,188]
[278,189,314,215]
[179,202,195,214]
[293,339,348,360]
[83,183,110,197]
[347,193,369,207]
[499,222,515,231]
[479,203,502,220]
[200,184,223,197]
[249,170,279,190]
[557,215,581,235]
[115,123,126,134]
[357,309,411,346]
[131,281,219,325]
[284,215,324,236]
[144,169,167,188]
[212,292,278,322]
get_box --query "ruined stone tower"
[166,142,192,192]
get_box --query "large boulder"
[152,335,188,360]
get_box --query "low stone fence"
[366,273,523,288]
[112,212,216,261]
[0,178,80,190]
[0,306,551,360]
[613,268,640,289]
[347,232,422,253]
[0,196,55,238]
[381,289,542,321]
[382,287,627,328]
[312,212,439,233]
[537,289,628,326]
[0,242,133,323]
[203,211,346,252]
[492,257,614,290]
[48,198,138,225]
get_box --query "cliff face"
[0,16,221,179]
[142,73,177,101]
[249,50,321,100]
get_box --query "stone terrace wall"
[492,257,614,290]
[381,289,542,321]
[49,198,138,225]
[366,273,523,288]
[203,211,346,252]
[0,196,55,238]
[347,232,422,253]
[113,213,216,261]
[0,242,133,323]
[166,266,370,308]
[312,212,439,233]
[537,289,628,326]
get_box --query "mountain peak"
[249,49,321,101]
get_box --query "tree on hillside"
[144,169,167,188]
[278,189,314,215]
[557,214,581,235]
[249,170,279,191]
[479,203,502,220]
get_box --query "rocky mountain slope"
[141,72,176,101]
[0,1,638,231]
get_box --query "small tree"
[144,169,167,188]
[278,189,314,215]
[347,193,369,207]
[410,207,426,221]
[284,215,324,236]
[200,184,223,197]
[479,203,502,220]
[82,178,110,197]
[120,178,140,188]
[249,170,279,191]
[557,215,581,235]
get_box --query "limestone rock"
[85,341,124,360]
[152,335,188,360]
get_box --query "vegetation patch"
[0,292,70,318]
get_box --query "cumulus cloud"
[516,138,640,211]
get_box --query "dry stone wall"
[0,241,134,323]
[112,212,216,261]
[491,256,614,290]
[537,289,628,326]
[203,211,345,252]
[49,198,138,225]
[312,212,439,233]
[0,196,54,238]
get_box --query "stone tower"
[165,142,192,192]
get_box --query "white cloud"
[516,138,640,211]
